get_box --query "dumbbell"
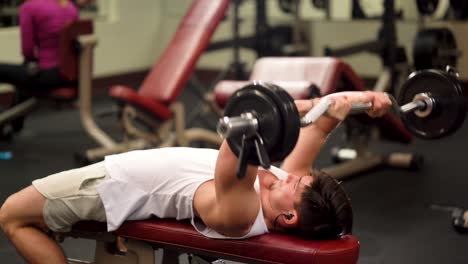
[217,67,466,178]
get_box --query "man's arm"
[196,141,260,237]
[281,98,340,176]
[282,92,392,176]
[197,91,390,235]
[204,98,343,231]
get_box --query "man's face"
[269,174,313,213]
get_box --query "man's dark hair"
[288,170,353,240]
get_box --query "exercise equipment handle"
[300,93,430,127]
[300,97,372,127]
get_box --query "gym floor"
[1,79,468,264]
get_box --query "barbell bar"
[218,92,433,140]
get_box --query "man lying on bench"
[0,91,391,264]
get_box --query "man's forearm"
[281,115,340,176]
[281,98,342,175]
[215,141,258,191]
[314,115,342,135]
[282,91,391,175]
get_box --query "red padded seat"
[215,81,316,108]
[46,87,78,101]
[72,219,360,264]
[109,85,173,120]
[213,57,413,144]
[108,0,230,121]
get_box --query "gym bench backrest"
[47,19,94,100]
[214,57,413,144]
[139,0,229,104]
[108,0,229,121]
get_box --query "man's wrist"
[311,97,344,126]
[310,98,320,110]
[315,114,341,135]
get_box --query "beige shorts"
[32,162,110,232]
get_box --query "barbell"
[217,66,467,178]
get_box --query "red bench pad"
[106,0,229,119]
[46,87,78,101]
[72,219,360,264]
[109,85,173,121]
[214,81,316,108]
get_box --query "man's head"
[267,170,353,240]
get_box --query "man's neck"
[257,170,278,231]
[257,169,278,190]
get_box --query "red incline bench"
[81,0,230,162]
[214,57,412,144]
[213,57,415,180]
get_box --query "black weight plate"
[416,0,439,15]
[260,83,301,162]
[398,69,466,139]
[413,28,458,70]
[224,83,283,165]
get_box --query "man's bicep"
[207,142,260,235]
[208,188,260,236]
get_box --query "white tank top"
[96,147,285,239]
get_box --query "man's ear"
[284,210,299,226]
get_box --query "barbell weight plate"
[260,83,301,162]
[224,83,300,165]
[413,27,458,70]
[224,84,281,166]
[416,0,440,15]
[398,69,466,139]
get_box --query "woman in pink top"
[0,0,78,130]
